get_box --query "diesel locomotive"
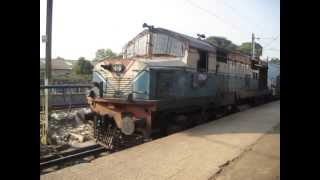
[87,24,272,149]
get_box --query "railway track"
[40,104,88,111]
[51,104,88,110]
[40,144,106,173]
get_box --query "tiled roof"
[40,58,75,70]
[152,28,216,52]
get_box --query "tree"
[237,42,263,57]
[73,57,93,75]
[269,58,280,65]
[206,36,238,51]
[56,56,64,60]
[94,48,117,61]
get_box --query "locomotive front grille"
[105,77,133,97]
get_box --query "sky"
[40,0,280,60]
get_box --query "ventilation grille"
[105,77,133,97]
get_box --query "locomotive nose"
[112,63,125,73]
[100,62,125,74]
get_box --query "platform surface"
[41,101,280,180]
[213,124,280,180]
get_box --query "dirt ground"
[40,108,94,157]
[210,124,280,180]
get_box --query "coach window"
[197,50,208,72]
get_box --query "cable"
[213,0,280,52]
[185,0,279,57]
[185,0,278,50]
[257,37,277,40]
[264,48,280,51]
[262,35,279,49]
[215,0,266,32]
[185,0,249,37]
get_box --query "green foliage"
[206,36,237,51]
[206,36,264,58]
[94,48,117,61]
[52,73,92,83]
[237,42,263,57]
[73,57,93,75]
[269,58,280,64]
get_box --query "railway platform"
[41,101,280,180]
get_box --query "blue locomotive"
[267,62,280,97]
[87,24,272,149]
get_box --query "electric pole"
[45,0,53,82]
[41,0,53,145]
[251,33,255,60]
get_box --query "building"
[40,58,90,107]
[40,57,75,84]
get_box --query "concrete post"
[41,0,53,145]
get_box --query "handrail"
[40,84,92,89]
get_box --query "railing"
[40,84,92,110]
[40,84,92,89]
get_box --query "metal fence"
[40,84,92,110]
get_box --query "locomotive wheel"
[227,104,238,114]
[201,111,209,122]
[183,114,197,129]
[98,126,145,151]
[159,113,170,136]
[206,109,217,121]
[93,113,102,139]
[93,114,145,151]
[190,113,204,126]
[249,98,257,107]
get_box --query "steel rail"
[40,144,106,171]
[40,104,89,110]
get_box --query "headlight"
[112,64,124,73]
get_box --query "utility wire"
[215,0,266,33]
[262,35,279,49]
[214,0,280,51]
[185,0,280,56]
[185,0,249,37]
[264,48,280,51]
[257,37,277,40]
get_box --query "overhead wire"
[264,48,280,52]
[215,0,266,33]
[262,35,279,49]
[216,0,279,47]
[185,0,280,56]
[257,37,277,40]
[184,0,249,37]
[219,0,279,50]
